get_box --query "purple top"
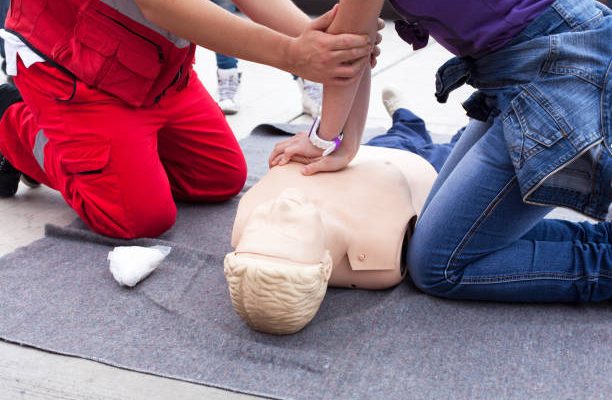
[389,0,554,57]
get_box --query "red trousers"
[0,60,246,238]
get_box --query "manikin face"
[234,188,329,265]
[224,188,333,335]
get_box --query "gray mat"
[1,124,611,400]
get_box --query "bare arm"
[232,0,309,37]
[318,0,384,141]
[268,0,384,174]
[134,0,371,85]
[297,58,372,175]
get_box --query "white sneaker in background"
[381,86,409,118]
[217,68,241,115]
[296,77,322,118]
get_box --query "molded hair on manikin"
[223,251,333,335]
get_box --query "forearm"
[318,0,383,140]
[233,0,310,37]
[339,67,371,156]
[135,0,292,71]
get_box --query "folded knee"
[77,195,177,239]
[215,162,247,200]
[174,153,247,202]
[126,204,177,239]
[407,233,459,298]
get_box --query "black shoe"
[0,152,21,197]
[0,83,22,114]
[0,83,25,197]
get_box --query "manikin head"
[224,188,333,335]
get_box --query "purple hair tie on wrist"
[308,116,343,156]
[333,136,342,149]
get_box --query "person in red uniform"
[0,0,374,239]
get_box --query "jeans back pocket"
[502,87,567,169]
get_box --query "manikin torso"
[231,145,437,289]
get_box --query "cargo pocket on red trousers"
[59,142,111,176]
[57,141,127,235]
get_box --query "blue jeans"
[406,0,612,303]
[367,108,461,173]
[408,116,611,303]
[211,0,239,70]
[369,110,610,303]
[434,0,611,220]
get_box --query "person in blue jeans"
[272,0,611,303]
[404,0,612,303]
[210,0,322,116]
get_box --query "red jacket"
[6,0,196,107]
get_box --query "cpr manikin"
[224,146,437,334]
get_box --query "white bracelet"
[307,117,343,156]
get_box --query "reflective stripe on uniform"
[33,129,47,171]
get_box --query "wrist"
[238,25,292,71]
[317,120,342,142]
[280,36,299,74]
[335,131,359,156]
[308,117,343,156]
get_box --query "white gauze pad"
[107,245,171,287]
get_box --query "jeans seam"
[539,35,556,79]
[572,10,603,32]
[461,269,612,284]
[602,60,612,156]
[444,176,518,284]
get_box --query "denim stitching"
[552,2,576,29]
[523,84,572,135]
[461,269,612,285]
[502,112,525,169]
[571,10,603,32]
[444,176,518,284]
[546,66,602,88]
[601,60,612,156]
[541,16,604,88]
[539,35,555,79]
[509,90,566,166]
